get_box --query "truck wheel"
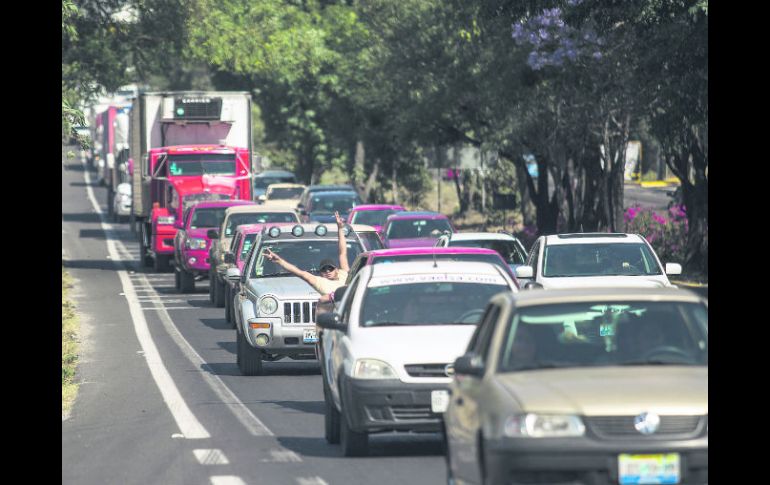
[139,225,153,267]
[179,269,195,293]
[154,254,170,272]
[237,330,263,376]
[340,404,368,456]
[324,378,341,444]
[174,270,181,290]
[209,269,216,303]
[215,278,226,307]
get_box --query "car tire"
[139,226,152,268]
[340,401,368,456]
[224,286,232,323]
[179,269,195,293]
[215,278,226,307]
[209,269,216,303]
[154,254,170,272]
[323,378,341,444]
[237,330,263,376]
[174,270,181,290]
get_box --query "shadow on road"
[199,318,231,331]
[216,341,237,354]
[256,400,324,416]
[62,212,102,223]
[201,360,321,377]
[278,433,444,459]
[62,259,123,271]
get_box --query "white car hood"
[542,275,669,289]
[247,277,320,299]
[350,325,477,383]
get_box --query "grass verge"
[62,266,79,416]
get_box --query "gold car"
[444,287,707,485]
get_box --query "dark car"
[296,184,358,211]
[301,190,362,223]
[253,170,297,199]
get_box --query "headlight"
[503,414,585,438]
[353,359,398,379]
[157,215,175,225]
[259,296,278,314]
[185,238,207,250]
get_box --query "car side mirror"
[454,353,485,377]
[665,263,682,275]
[515,265,534,279]
[207,229,219,240]
[316,312,347,331]
[224,252,235,264]
[226,267,241,281]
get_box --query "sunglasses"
[320,266,336,272]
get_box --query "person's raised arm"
[264,248,317,287]
[335,211,350,272]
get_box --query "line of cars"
[144,175,706,484]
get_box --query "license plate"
[302,328,318,344]
[618,453,680,484]
[431,390,450,413]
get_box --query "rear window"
[386,219,452,239]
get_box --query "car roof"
[362,247,501,258]
[259,223,367,241]
[235,222,293,235]
[449,232,518,241]
[350,224,378,233]
[190,200,255,210]
[507,287,705,307]
[387,211,448,220]
[224,204,283,215]
[310,190,359,198]
[544,233,644,245]
[369,260,509,278]
[350,204,404,211]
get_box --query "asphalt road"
[623,182,677,210]
[62,153,446,484]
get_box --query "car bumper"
[482,437,708,485]
[340,377,446,433]
[180,249,210,273]
[246,318,317,356]
[153,225,177,255]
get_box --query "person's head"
[319,259,339,280]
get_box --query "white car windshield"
[542,243,663,277]
[498,301,708,372]
[361,278,509,327]
[251,240,363,278]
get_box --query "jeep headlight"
[503,414,585,438]
[259,296,278,315]
[353,359,398,380]
[185,238,207,250]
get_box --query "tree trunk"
[363,157,380,203]
[391,160,399,205]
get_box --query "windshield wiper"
[259,272,295,278]
[619,359,696,366]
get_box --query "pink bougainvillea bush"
[625,204,688,264]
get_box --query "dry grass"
[62,267,79,416]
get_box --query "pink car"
[346,204,405,233]
[345,247,519,289]
[381,211,454,249]
[174,200,256,292]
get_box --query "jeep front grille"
[283,301,318,324]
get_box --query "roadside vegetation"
[62,266,79,416]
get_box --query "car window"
[340,274,361,324]
[467,303,499,353]
[357,232,384,251]
[385,219,452,239]
[346,255,367,284]
[224,212,297,236]
[447,239,527,265]
[229,233,241,253]
[497,301,708,372]
[239,234,258,261]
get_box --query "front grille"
[283,301,318,324]
[586,415,704,438]
[390,405,434,421]
[405,363,451,378]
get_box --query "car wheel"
[235,330,242,366]
[340,402,368,456]
[224,286,232,323]
[154,254,170,272]
[323,378,341,444]
[237,330,263,376]
[215,278,226,307]
[174,270,181,290]
[139,226,152,268]
[179,269,195,293]
[209,269,216,303]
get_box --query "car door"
[449,302,501,483]
[326,274,361,410]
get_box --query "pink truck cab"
[142,144,252,271]
[381,211,454,249]
[174,199,257,292]
[346,204,405,234]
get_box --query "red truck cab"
[142,144,252,271]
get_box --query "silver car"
[444,287,708,485]
[228,223,366,375]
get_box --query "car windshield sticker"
[169,162,182,175]
[369,273,507,287]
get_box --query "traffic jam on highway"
[79,90,707,485]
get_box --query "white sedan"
[112,183,132,222]
[515,232,681,289]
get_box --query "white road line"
[115,239,275,437]
[297,477,330,485]
[193,449,230,465]
[83,166,210,440]
[260,449,302,463]
[210,477,247,485]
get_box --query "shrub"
[624,204,688,264]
